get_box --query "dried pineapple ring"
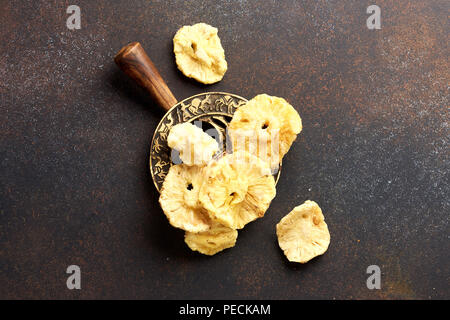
[228,94,302,171]
[167,122,219,166]
[199,151,276,229]
[159,164,211,232]
[184,223,238,256]
[173,23,227,84]
[276,200,330,263]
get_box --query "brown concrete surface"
[0,0,448,299]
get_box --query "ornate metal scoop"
[114,42,280,192]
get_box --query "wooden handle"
[114,42,177,111]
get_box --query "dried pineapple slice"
[185,223,238,256]
[167,122,219,166]
[159,164,211,232]
[276,200,330,263]
[228,94,302,171]
[199,151,276,229]
[173,23,227,84]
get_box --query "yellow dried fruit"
[185,223,238,255]
[199,151,276,229]
[228,94,302,171]
[173,23,227,84]
[276,200,330,263]
[159,164,211,232]
[167,122,219,166]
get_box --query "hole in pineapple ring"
[187,183,194,191]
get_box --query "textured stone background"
[0,0,448,299]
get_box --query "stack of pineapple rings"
[159,23,330,263]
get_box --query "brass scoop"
[114,42,281,192]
